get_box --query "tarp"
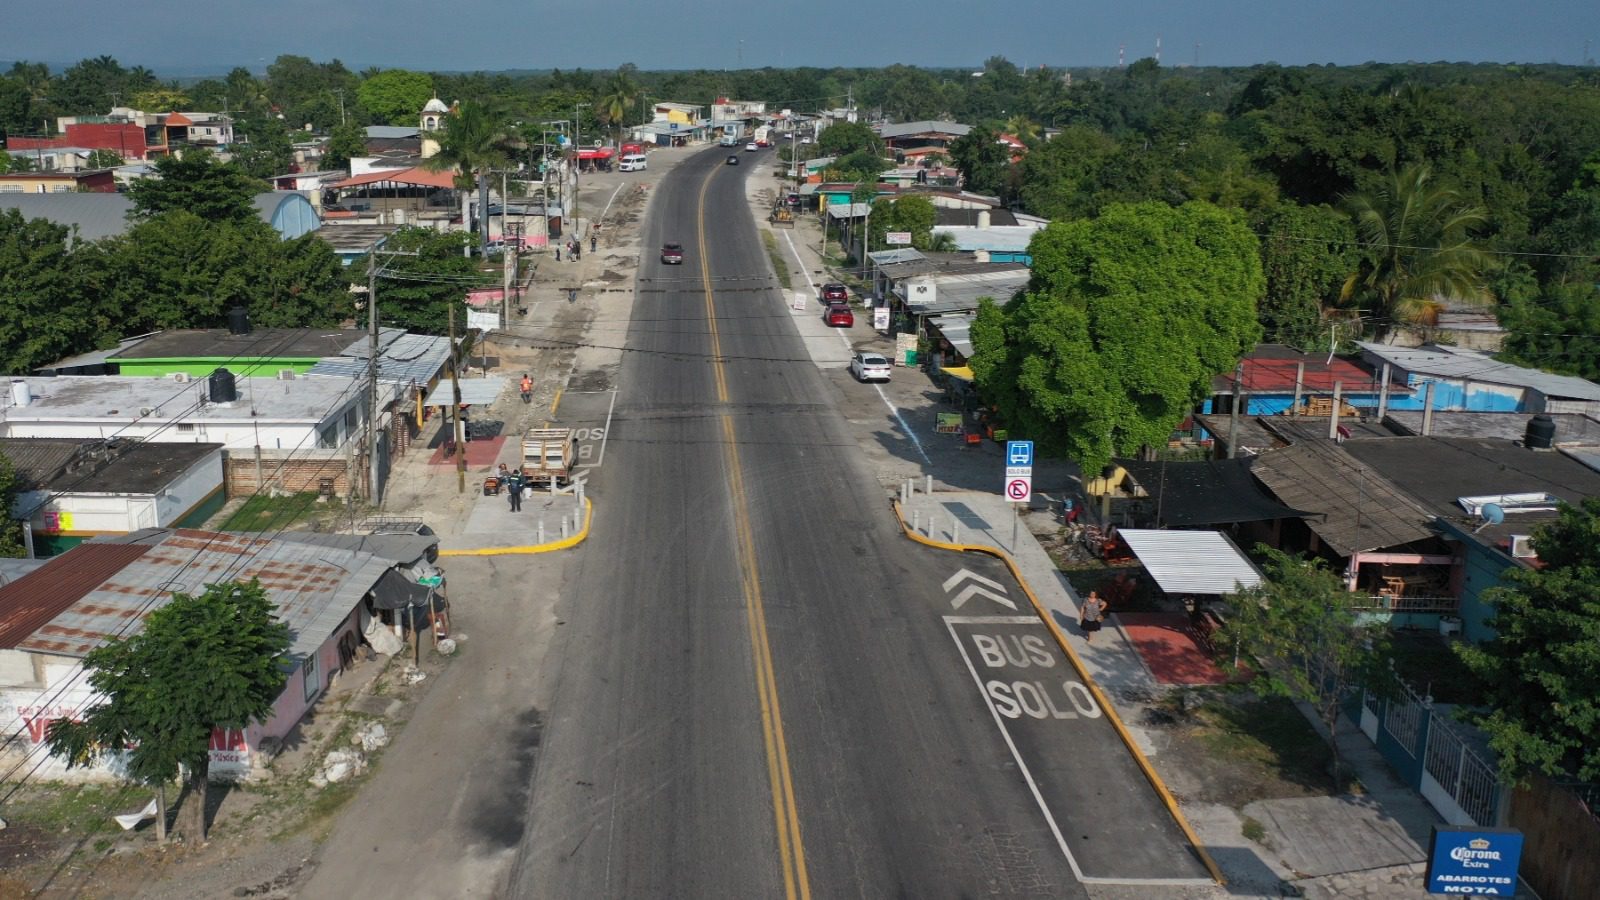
[1117,529,1264,596]
[576,148,615,160]
[1117,457,1312,528]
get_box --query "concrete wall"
[114,359,324,377]
[2,419,334,453]
[1383,376,1525,413]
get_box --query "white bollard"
[925,475,933,495]
[561,520,569,540]
[953,522,961,543]
[912,511,921,533]
[537,520,545,543]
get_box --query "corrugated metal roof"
[868,248,925,266]
[897,269,1030,315]
[929,314,975,358]
[307,331,450,385]
[1250,440,1436,555]
[423,376,507,407]
[13,530,393,661]
[1357,342,1600,401]
[0,544,153,648]
[1116,529,1264,595]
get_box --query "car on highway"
[821,283,849,302]
[824,302,854,327]
[849,352,892,382]
[745,142,759,152]
[726,155,739,165]
[660,242,684,264]
[756,139,770,148]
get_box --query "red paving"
[1115,612,1231,685]
[426,436,505,468]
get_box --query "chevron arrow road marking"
[943,568,1015,610]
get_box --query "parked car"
[660,242,684,264]
[824,302,854,327]
[726,155,740,165]
[784,192,801,207]
[756,139,770,148]
[849,352,892,382]
[745,142,759,152]
[821,283,849,302]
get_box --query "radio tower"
[1156,35,1162,63]
[1118,44,1125,68]
[1194,42,1201,67]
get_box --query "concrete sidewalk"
[896,487,1538,899]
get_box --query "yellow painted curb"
[892,499,1226,886]
[438,497,592,557]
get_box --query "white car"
[849,352,892,383]
[745,142,759,152]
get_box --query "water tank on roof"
[10,380,30,408]
[208,367,238,404]
[1525,414,1556,450]
[228,306,251,335]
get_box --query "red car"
[824,302,854,327]
[660,242,684,264]
[821,283,849,302]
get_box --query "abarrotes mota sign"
[1426,825,1524,895]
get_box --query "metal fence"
[1349,594,1461,614]
[1383,684,1423,756]
[1424,713,1503,825]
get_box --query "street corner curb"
[888,499,1226,886]
[437,497,593,557]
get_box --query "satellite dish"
[1474,503,1506,533]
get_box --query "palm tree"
[596,72,639,146]
[1340,164,1492,340]
[423,99,516,251]
[926,231,959,252]
[1003,114,1040,144]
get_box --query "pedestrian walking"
[520,373,533,404]
[590,234,597,254]
[554,245,561,262]
[1080,590,1108,643]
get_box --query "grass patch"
[1190,693,1357,797]
[219,493,321,531]
[4,781,140,837]
[1240,815,1268,845]
[761,229,791,287]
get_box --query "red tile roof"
[332,166,458,190]
[0,544,153,649]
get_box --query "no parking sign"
[1005,475,1032,501]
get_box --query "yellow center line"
[696,164,811,900]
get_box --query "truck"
[520,428,578,488]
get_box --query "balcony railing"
[1349,594,1460,614]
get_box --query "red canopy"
[576,148,615,160]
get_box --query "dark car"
[726,155,740,165]
[821,283,849,302]
[660,242,684,264]
[784,192,801,207]
[824,302,854,327]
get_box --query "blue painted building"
[1357,341,1600,416]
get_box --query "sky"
[3,0,1598,74]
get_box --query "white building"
[0,374,366,452]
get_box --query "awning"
[423,376,506,407]
[576,148,615,160]
[940,366,975,381]
[1117,457,1313,528]
[1117,529,1264,595]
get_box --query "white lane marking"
[569,389,617,469]
[950,584,1017,611]
[595,183,626,231]
[946,616,1087,883]
[942,569,1008,594]
[778,227,931,466]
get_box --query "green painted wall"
[115,358,323,377]
[174,487,228,528]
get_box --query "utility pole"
[574,102,591,232]
[448,303,466,493]
[1226,360,1244,459]
[363,247,418,505]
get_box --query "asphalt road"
[511,148,1092,898]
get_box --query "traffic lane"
[511,152,786,898]
[698,165,1089,895]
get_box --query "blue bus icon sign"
[1006,440,1034,467]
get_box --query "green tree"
[1013,124,1120,221]
[1256,202,1357,348]
[0,449,25,557]
[131,87,191,112]
[0,75,32,139]
[85,148,126,169]
[1220,548,1395,784]
[232,115,296,179]
[46,579,291,844]
[126,149,267,223]
[1457,500,1600,782]
[816,120,880,158]
[595,70,639,144]
[0,152,39,174]
[0,209,103,374]
[868,195,938,252]
[322,122,368,173]
[422,100,515,249]
[357,69,434,126]
[102,212,349,333]
[358,227,482,335]
[968,201,1263,470]
[948,124,1011,198]
[1340,164,1492,338]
